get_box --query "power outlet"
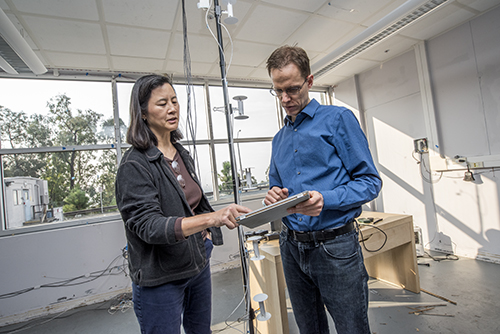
[413,138,428,153]
[470,161,484,168]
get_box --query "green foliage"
[1,96,127,212]
[63,187,89,212]
[98,117,127,143]
[218,161,234,193]
[0,106,52,178]
[47,94,103,190]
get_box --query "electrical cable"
[423,251,459,262]
[413,151,443,184]
[412,149,443,249]
[358,222,388,252]
[0,249,128,300]
[0,293,133,334]
[181,0,201,179]
[0,308,71,334]
[204,0,234,74]
[212,290,247,333]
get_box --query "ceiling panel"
[169,32,220,63]
[106,25,170,58]
[222,64,258,79]
[45,51,108,69]
[235,5,309,44]
[11,0,98,20]
[358,0,408,26]
[0,0,498,87]
[318,0,401,24]
[461,0,500,11]
[230,40,277,67]
[261,0,325,13]
[357,35,418,62]
[102,0,178,30]
[165,59,215,77]
[284,15,358,53]
[398,3,476,40]
[23,16,106,54]
[111,55,164,73]
[314,58,379,85]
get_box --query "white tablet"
[236,191,310,229]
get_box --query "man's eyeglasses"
[270,77,308,97]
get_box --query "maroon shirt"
[165,151,205,241]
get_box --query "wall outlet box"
[413,138,428,153]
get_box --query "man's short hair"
[266,45,311,79]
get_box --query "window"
[1,77,329,231]
[0,78,118,230]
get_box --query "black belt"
[286,221,355,242]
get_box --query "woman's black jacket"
[115,143,223,287]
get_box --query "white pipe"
[0,8,47,75]
[311,0,431,75]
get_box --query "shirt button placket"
[293,127,300,190]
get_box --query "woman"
[115,74,250,334]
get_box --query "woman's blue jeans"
[132,239,214,334]
[280,227,371,334]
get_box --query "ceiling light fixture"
[312,0,449,78]
[0,7,47,75]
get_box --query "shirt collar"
[284,98,320,126]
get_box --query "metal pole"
[213,1,255,332]
[237,129,244,188]
[111,78,122,164]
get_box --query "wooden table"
[247,211,420,333]
[358,211,420,293]
[247,238,289,334]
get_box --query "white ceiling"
[0,0,499,87]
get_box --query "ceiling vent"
[312,0,449,78]
[0,7,47,75]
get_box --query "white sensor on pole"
[248,236,264,261]
[254,293,272,321]
[197,0,210,9]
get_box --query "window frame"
[0,75,331,235]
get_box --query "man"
[264,45,382,334]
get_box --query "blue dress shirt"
[269,99,382,231]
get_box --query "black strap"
[288,221,355,242]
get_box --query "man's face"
[270,63,313,121]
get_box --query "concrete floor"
[1,252,499,334]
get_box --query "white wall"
[0,220,130,325]
[335,6,500,263]
[0,195,267,326]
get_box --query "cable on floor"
[0,246,129,300]
[423,251,459,262]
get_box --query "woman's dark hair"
[126,74,183,149]
[266,45,310,79]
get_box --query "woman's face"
[144,83,179,139]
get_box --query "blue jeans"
[132,238,214,334]
[280,227,370,334]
